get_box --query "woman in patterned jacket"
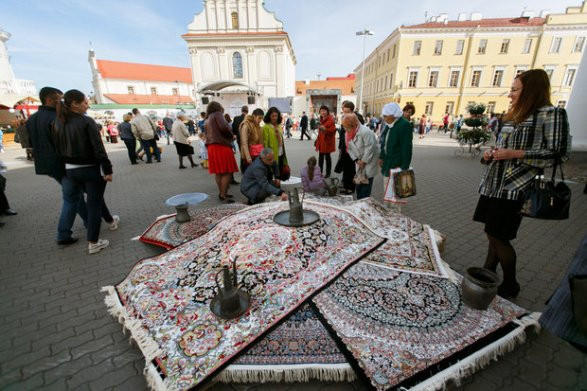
[474,69,570,299]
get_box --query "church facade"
[182,0,296,117]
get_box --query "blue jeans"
[56,176,87,241]
[141,139,160,163]
[356,177,374,200]
[61,166,106,242]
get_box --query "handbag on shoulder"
[521,161,571,220]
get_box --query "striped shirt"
[479,106,570,201]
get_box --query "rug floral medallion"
[306,199,446,277]
[312,262,526,390]
[139,204,247,250]
[110,202,384,390]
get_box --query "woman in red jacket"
[315,105,336,178]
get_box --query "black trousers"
[300,127,311,140]
[123,139,137,164]
[339,152,356,191]
[0,185,9,213]
[319,153,332,177]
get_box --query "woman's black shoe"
[497,282,520,299]
[179,165,187,169]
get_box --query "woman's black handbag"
[521,162,571,220]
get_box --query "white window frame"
[478,39,487,54]
[425,101,434,116]
[471,69,482,87]
[127,86,135,94]
[455,39,464,55]
[487,101,496,115]
[172,87,179,96]
[564,67,577,87]
[428,69,440,87]
[434,40,443,55]
[522,38,533,54]
[448,69,461,88]
[550,37,562,53]
[492,68,504,87]
[150,87,157,95]
[445,101,455,115]
[389,72,394,89]
[500,39,510,54]
[574,36,586,53]
[413,41,422,56]
[408,69,419,88]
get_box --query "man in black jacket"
[162,114,173,145]
[232,105,248,147]
[27,87,86,245]
[300,111,310,140]
[231,105,248,180]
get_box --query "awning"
[0,94,39,108]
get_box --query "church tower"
[0,27,36,97]
[0,28,17,88]
[183,0,296,115]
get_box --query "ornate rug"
[103,202,383,391]
[306,199,447,277]
[139,204,247,250]
[312,262,535,391]
[221,303,355,383]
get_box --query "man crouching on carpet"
[240,148,288,205]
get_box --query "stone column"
[274,45,284,97]
[246,46,255,87]
[217,47,227,80]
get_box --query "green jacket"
[262,124,288,167]
[380,116,413,175]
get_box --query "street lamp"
[356,29,374,115]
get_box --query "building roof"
[103,94,193,105]
[404,17,545,29]
[96,60,192,83]
[295,74,356,96]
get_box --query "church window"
[233,52,243,79]
[231,12,239,29]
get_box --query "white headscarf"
[381,103,403,118]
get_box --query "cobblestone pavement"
[0,132,586,391]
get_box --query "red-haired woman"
[474,69,570,299]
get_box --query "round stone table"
[165,193,209,223]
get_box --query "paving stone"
[66,359,117,389]
[43,356,93,386]
[2,372,44,390]
[51,330,94,355]
[1,137,586,390]
[71,334,114,360]
[21,348,72,379]
[87,362,138,390]
[547,366,580,389]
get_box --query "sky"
[2,0,571,95]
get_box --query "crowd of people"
[0,69,574,306]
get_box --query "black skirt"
[473,195,523,241]
[174,141,194,156]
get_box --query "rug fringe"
[101,286,166,390]
[144,362,167,391]
[216,365,356,384]
[407,312,540,391]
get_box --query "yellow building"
[354,2,587,122]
